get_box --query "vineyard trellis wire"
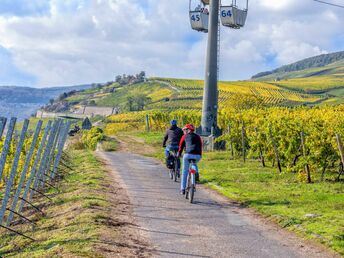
[0,117,71,241]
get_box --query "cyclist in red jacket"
[178,124,202,195]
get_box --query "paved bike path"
[101,151,334,258]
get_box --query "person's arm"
[198,135,203,156]
[163,130,168,147]
[178,135,186,156]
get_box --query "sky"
[0,0,343,87]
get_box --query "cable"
[313,0,344,8]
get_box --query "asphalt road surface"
[101,151,336,258]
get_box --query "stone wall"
[36,106,120,119]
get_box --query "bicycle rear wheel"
[169,169,173,180]
[189,174,195,203]
[185,175,190,199]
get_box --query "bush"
[81,127,104,150]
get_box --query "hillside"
[249,51,344,104]
[252,51,344,80]
[44,78,327,118]
[0,84,91,119]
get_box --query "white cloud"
[0,0,343,86]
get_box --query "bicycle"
[185,159,197,203]
[168,150,180,182]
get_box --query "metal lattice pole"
[6,120,43,225]
[0,118,17,180]
[18,121,52,214]
[0,119,29,224]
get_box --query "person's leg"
[181,154,190,191]
[171,146,180,171]
[187,154,201,182]
[165,145,171,158]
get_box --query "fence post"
[18,121,52,214]
[0,119,29,224]
[269,125,282,173]
[0,117,7,139]
[42,120,63,185]
[51,121,71,179]
[6,120,43,225]
[0,118,17,179]
[29,120,59,201]
[300,132,311,183]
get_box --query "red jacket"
[178,133,202,156]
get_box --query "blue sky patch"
[0,0,50,17]
[0,46,36,86]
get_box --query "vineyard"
[0,117,70,241]
[153,78,325,109]
[270,76,344,93]
[56,77,330,115]
[105,105,344,183]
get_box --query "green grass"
[100,136,118,152]
[122,131,344,256]
[0,149,118,257]
[198,152,344,255]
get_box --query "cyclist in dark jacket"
[178,124,202,194]
[163,120,183,171]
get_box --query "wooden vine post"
[228,124,234,158]
[300,132,312,183]
[241,122,246,162]
[269,125,282,173]
[145,114,150,132]
[255,127,265,167]
[335,134,344,181]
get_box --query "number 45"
[191,15,200,22]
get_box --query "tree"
[115,75,121,83]
[126,96,134,111]
[126,94,151,111]
[135,94,151,111]
[89,100,96,106]
[58,92,68,101]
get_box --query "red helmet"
[183,124,195,131]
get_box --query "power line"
[313,0,344,8]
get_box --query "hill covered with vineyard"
[45,77,330,116]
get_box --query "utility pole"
[200,0,220,136]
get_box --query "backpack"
[166,155,175,169]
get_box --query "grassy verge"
[0,149,117,257]
[100,136,118,152]
[119,130,344,255]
